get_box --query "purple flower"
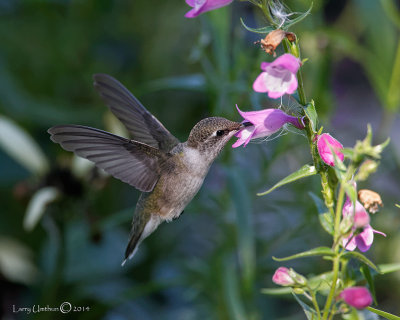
[339,287,373,309]
[272,267,295,286]
[317,133,344,166]
[185,0,233,18]
[342,196,386,252]
[343,197,370,229]
[253,53,301,99]
[232,105,304,148]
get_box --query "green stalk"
[309,289,321,319]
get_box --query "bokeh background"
[1,0,399,319]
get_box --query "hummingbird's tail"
[121,214,162,266]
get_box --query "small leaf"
[309,192,333,235]
[23,187,59,231]
[303,101,318,133]
[261,287,292,295]
[282,2,313,30]
[377,263,400,275]
[343,182,357,205]
[360,265,376,304]
[341,251,380,273]
[257,164,316,196]
[395,204,400,209]
[366,307,400,320]
[273,247,334,262]
[0,115,49,175]
[240,18,274,34]
[292,293,318,320]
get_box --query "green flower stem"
[321,256,340,320]
[309,289,321,319]
[322,164,356,320]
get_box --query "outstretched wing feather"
[93,74,180,152]
[48,125,162,192]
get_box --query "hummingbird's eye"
[216,130,226,137]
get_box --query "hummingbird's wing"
[93,74,180,152]
[48,125,166,192]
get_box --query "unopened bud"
[355,160,378,181]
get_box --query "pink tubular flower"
[342,196,386,252]
[317,133,344,166]
[272,267,295,286]
[339,287,373,309]
[185,0,233,18]
[232,105,304,148]
[253,53,301,99]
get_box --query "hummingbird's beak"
[240,121,253,129]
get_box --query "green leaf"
[23,187,60,231]
[239,18,274,34]
[360,265,377,304]
[303,100,318,133]
[257,164,316,196]
[341,251,380,273]
[366,307,400,320]
[282,2,313,30]
[377,263,400,275]
[0,115,49,175]
[395,204,400,209]
[273,247,334,262]
[343,182,357,205]
[309,192,333,235]
[261,287,292,295]
[292,293,318,320]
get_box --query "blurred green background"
[1,0,399,319]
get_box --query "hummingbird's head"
[187,117,242,156]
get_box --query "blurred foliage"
[0,0,399,319]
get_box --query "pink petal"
[343,233,357,251]
[317,133,344,166]
[252,72,268,92]
[286,74,298,94]
[267,90,286,99]
[272,267,295,286]
[260,61,271,71]
[340,287,373,309]
[185,0,233,18]
[269,53,301,74]
[355,226,374,252]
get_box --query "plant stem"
[309,289,321,319]
[321,256,340,320]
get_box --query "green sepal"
[282,2,313,30]
[273,247,334,262]
[341,251,380,273]
[309,192,333,235]
[257,164,316,196]
[240,18,274,34]
[303,100,318,133]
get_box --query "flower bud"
[355,160,378,181]
[272,267,295,286]
[339,287,373,309]
[317,133,344,167]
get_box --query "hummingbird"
[48,74,246,265]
